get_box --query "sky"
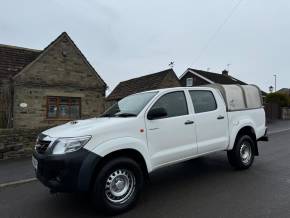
[1,0,289,93]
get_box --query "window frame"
[189,90,217,114]
[46,96,81,120]
[147,91,189,120]
[186,77,193,87]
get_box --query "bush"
[265,93,290,107]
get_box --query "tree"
[265,93,290,107]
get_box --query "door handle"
[184,120,194,125]
[217,115,225,120]
[148,127,159,131]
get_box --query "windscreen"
[102,91,158,117]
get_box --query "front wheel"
[92,157,144,215]
[227,135,255,170]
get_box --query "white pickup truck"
[32,85,268,214]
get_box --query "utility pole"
[274,74,277,92]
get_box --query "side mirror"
[147,107,168,120]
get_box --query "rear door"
[188,89,228,154]
[145,91,197,168]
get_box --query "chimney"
[222,70,229,76]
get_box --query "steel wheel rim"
[105,169,136,204]
[240,142,252,164]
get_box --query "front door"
[145,91,197,169]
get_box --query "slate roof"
[0,44,41,81]
[189,68,247,85]
[107,69,179,101]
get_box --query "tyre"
[227,135,255,170]
[92,157,144,215]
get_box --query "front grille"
[35,135,51,154]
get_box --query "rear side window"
[189,90,217,113]
[150,91,188,118]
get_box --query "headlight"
[52,136,91,155]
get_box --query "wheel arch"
[89,148,149,190]
[233,126,258,156]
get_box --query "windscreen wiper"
[116,113,136,117]
[100,114,115,117]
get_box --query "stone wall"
[13,86,105,129]
[281,107,290,120]
[0,128,43,160]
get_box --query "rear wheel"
[227,135,255,170]
[92,157,144,215]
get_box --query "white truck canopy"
[204,84,263,111]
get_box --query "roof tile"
[107,69,179,100]
[189,68,247,85]
[0,45,41,81]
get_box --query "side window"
[150,91,188,118]
[189,90,217,113]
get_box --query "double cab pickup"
[33,85,268,214]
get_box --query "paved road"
[0,157,35,184]
[0,130,290,218]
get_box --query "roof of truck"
[130,86,219,95]
[134,84,263,111]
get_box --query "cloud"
[0,0,289,92]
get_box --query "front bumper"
[33,148,101,193]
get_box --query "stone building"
[106,69,181,106]
[0,32,107,129]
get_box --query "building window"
[186,77,193,87]
[47,96,81,119]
